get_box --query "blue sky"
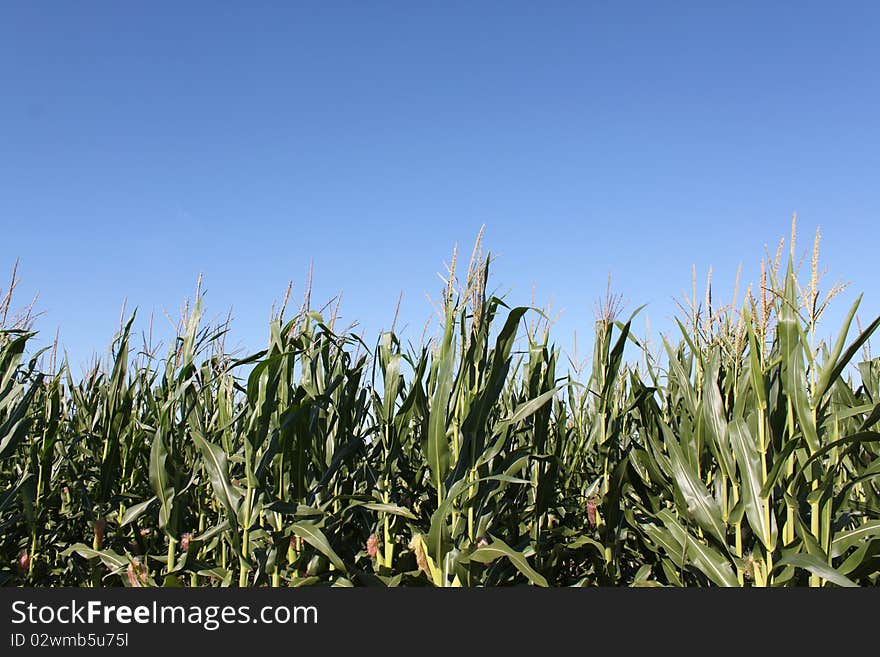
[2,2,878,371]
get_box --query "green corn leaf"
[426,302,455,498]
[148,433,174,533]
[660,422,728,545]
[191,429,242,521]
[775,553,857,587]
[120,496,157,526]
[831,520,880,559]
[290,521,347,573]
[469,536,549,587]
[729,417,776,550]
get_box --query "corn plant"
[1,225,879,587]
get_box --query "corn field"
[2,228,879,588]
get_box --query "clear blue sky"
[2,2,878,370]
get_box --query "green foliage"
[1,238,879,587]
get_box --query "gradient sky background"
[2,2,878,372]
